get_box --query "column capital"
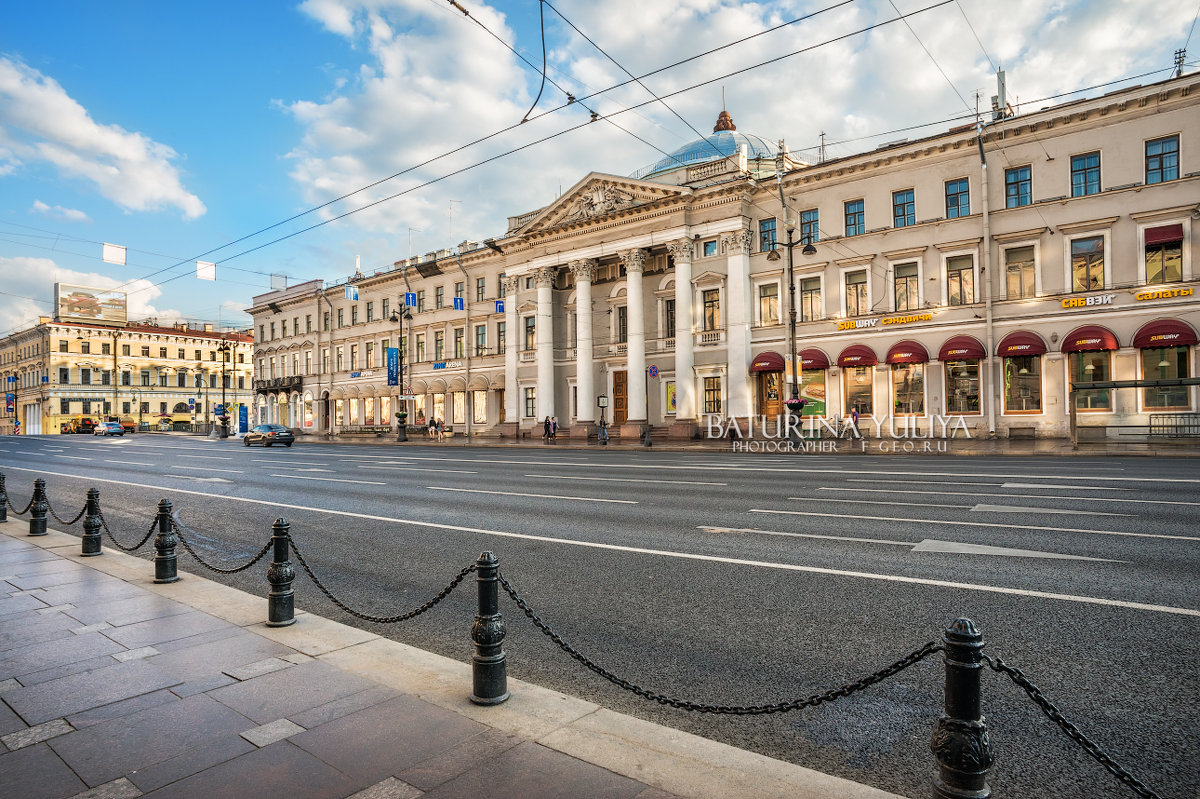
[619,248,647,274]
[501,275,521,296]
[665,239,693,264]
[534,266,558,288]
[720,229,754,255]
[568,259,598,282]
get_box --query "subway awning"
[1132,319,1198,348]
[996,331,1047,357]
[939,335,986,361]
[749,351,786,372]
[800,348,830,369]
[1061,325,1119,353]
[837,344,878,367]
[885,340,929,364]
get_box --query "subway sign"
[1061,294,1114,308]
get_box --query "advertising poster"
[665,382,676,415]
[54,283,128,326]
[800,370,826,415]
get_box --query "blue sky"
[1,0,1197,336]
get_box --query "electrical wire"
[888,0,972,114]
[955,0,997,72]
[519,0,549,123]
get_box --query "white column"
[535,266,557,419]
[570,259,597,424]
[622,248,648,423]
[722,229,754,418]
[503,276,519,423]
[667,240,696,421]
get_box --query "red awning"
[1145,223,1184,246]
[1062,325,1119,353]
[749,351,785,372]
[996,331,1047,357]
[837,344,877,367]
[939,335,986,361]
[800,348,830,369]
[1132,319,1199,348]
[885,340,929,364]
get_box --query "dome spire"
[713,109,736,133]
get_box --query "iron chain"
[6,492,34,516]
[498,572,943,715]
[983,655,1165,799]
[98,511,157,552]
[169,517,273,575]
[289,538,476,624]
[45,498,87,526]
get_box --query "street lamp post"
[389,307,413,441]
[217,339,232,438]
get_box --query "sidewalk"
[0,525,902,799]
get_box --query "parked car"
[243,424,294,447]
[93,421,124,436]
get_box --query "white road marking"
[844,478,1134,491]
[175,454,233,460]
[819,487,1189,506]
[105,459,152,466]
[271,467,333,473]
[171,466,244,473]
[1001,482,1133,491]
[164,476,232,483]
[699,526,909,546]
[525,474,727,486]
[5,464,1196,617]
[359,466,478,474]
[751,508,1200,542]
[51,455,91,461]
[970,503,1131,516]
[800,497,972,509]
[270,474,386,485]
[426,486,636,504]
[799,495,1129,516]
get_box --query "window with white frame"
[946,255,975,305]
[757,283,779,326]
[800,278,822,321]
[1004,246,1037,298]
[845,270,868,317]
[616,305,628,343]
[893,263,918,311]
[1070,235,1105,292]
[1143,224,1183,285]
[702,289,721,331]
[1145,136,1179,184]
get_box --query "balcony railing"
[697,329,726,346]
[519,351,536,363]
[254,376,304,392]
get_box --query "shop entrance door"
[613,370,628,425]
[758,372,783,417]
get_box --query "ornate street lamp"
[389,307,413,441]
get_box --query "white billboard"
[54,283,128,326]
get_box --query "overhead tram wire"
[888,0,973,114]
[519,0,549,123]
[955,0,997,73]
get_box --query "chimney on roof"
[203,323,213,332]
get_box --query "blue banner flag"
[386,347,400,386]
[453,296,464,310]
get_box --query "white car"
[93,422,124,436]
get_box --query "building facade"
[248,75,1199,441]
[0,319,254,435]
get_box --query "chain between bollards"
[932,618,993,799]
[266,519,295,627]
[80,488,102,557]
[153,499,179,583]
[470,551,509,705]
[27,478,47,537]
[0,473,8,523]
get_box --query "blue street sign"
[495,300,504,313]
[5,376,13,383]
[238,405,248,434]
[344,285,359,301]
[453,296,464,310]
[5,393,13,413]
[215,404,225,417]
[405,292,417,307]
[647,364,659,378]
[188,397,195,409]
[386,347,400,386]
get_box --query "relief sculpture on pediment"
[563,181,636,222]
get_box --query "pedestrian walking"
[550,416,558,440]
[597,419,608,445]
[849,407,861,439]
[543,416,552,442]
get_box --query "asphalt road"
[2,434,1197,799]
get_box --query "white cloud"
[0,57,206,220]
[30,200,90,223]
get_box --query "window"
[293,317,300,335]
[525,276,534,290]
[416,334,426,362]
[524,317,536,350]
[1071,236,1105,292]
[702,240,717,257]
[893,263,918,311]
[616,306,628,343]
[336,346,344,371]
[1145,225,1183,284]
[259,325,266,341]
[435,286,445,309]
[158,372,167,387]
[758,284,779,326]
[122,402,130,414]
[1071,152,1101,196]
[473,390,487,424]
[475,324,487,356]
[173,348,182,359]
[140,370,150,386]
[454,282,464,300]
[664,299,675,337]
[844,199,864,236]
[524,387,536,417]
[366,302,374,323]
[102,343,112,356]
[497,322,506,355]
[365,342,374,368]
[800,209,820,244]
[702,289,721,331]
[476,277,487,302]
[1003,356,1041,412]
[498,275,507,298]
[454,328,464,358]
[1005,246,1036,298]
[281,320,288,337]
[892,363,924,415]
[121,371,130,386]
[945,361,981,414]
[176,372,186,388]
[1005,166,1031,208]
[416,290,426,312]
[947,256,975,305]
[122,344,130,356]
[337,309,344,328]
[323,312,330,331]
[60,398,70,414]
[1143,347,1189,408]
[1145,136,1178,184]
[59,340,68,353]
[945,178,970,218]
[59,367,69,384]
[351,305,358,325]
[703,377,722,414]
[843,367,872,416]
[892,190,914,227]
[759,218,777,252]
[1070,352,1111,411]
[434,331,445,361]
[80,368,91,385]
[845,271,868,317]
[800,278,821,321]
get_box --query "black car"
[243,424,295,447]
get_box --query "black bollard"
[0,473,8,523]
[265,518,295,627]
[932,618,993,799]
[152,499,179,583]
[469,551,509,705]
[80,488,102,557]
[28,478,47,536]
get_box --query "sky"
[1,0,1197,337]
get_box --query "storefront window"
[414,395,426,423]
[1003,356,1041,412]
[1143,346,1189,408]
[380,396,390,422]
[334,399,345,426]
[703,377,722,414]
[433,393,446,423]
[843,367,873,416]
[364,397,375,425]
[473,390,487,424]
[303,393,314,428]
[1069,352,1111,410]
[348,398,359,424]
[891,363,924,415]
[800,369,825,415]
[945,361,981,415]
[453,391,466,425]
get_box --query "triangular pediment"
[518,173,690,235]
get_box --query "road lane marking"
[359,466,478,474]
[1001,482,1133,491]
[176,454,233,460]
[525,474,727,486]
[844,478,1135,490]
[800,497,973,509]
[164,476,232,483]
[970,503,1131,516]
[269,474,386,485]
[819,487,1188,506]
[800,495,1130,516]
[51,455,91,461]
[171,466,244,473]
[426,486,636,504]
[105,459,152,466]
[699,526,909,546]
[752,508,1200,542]
[4,464,1197,618]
